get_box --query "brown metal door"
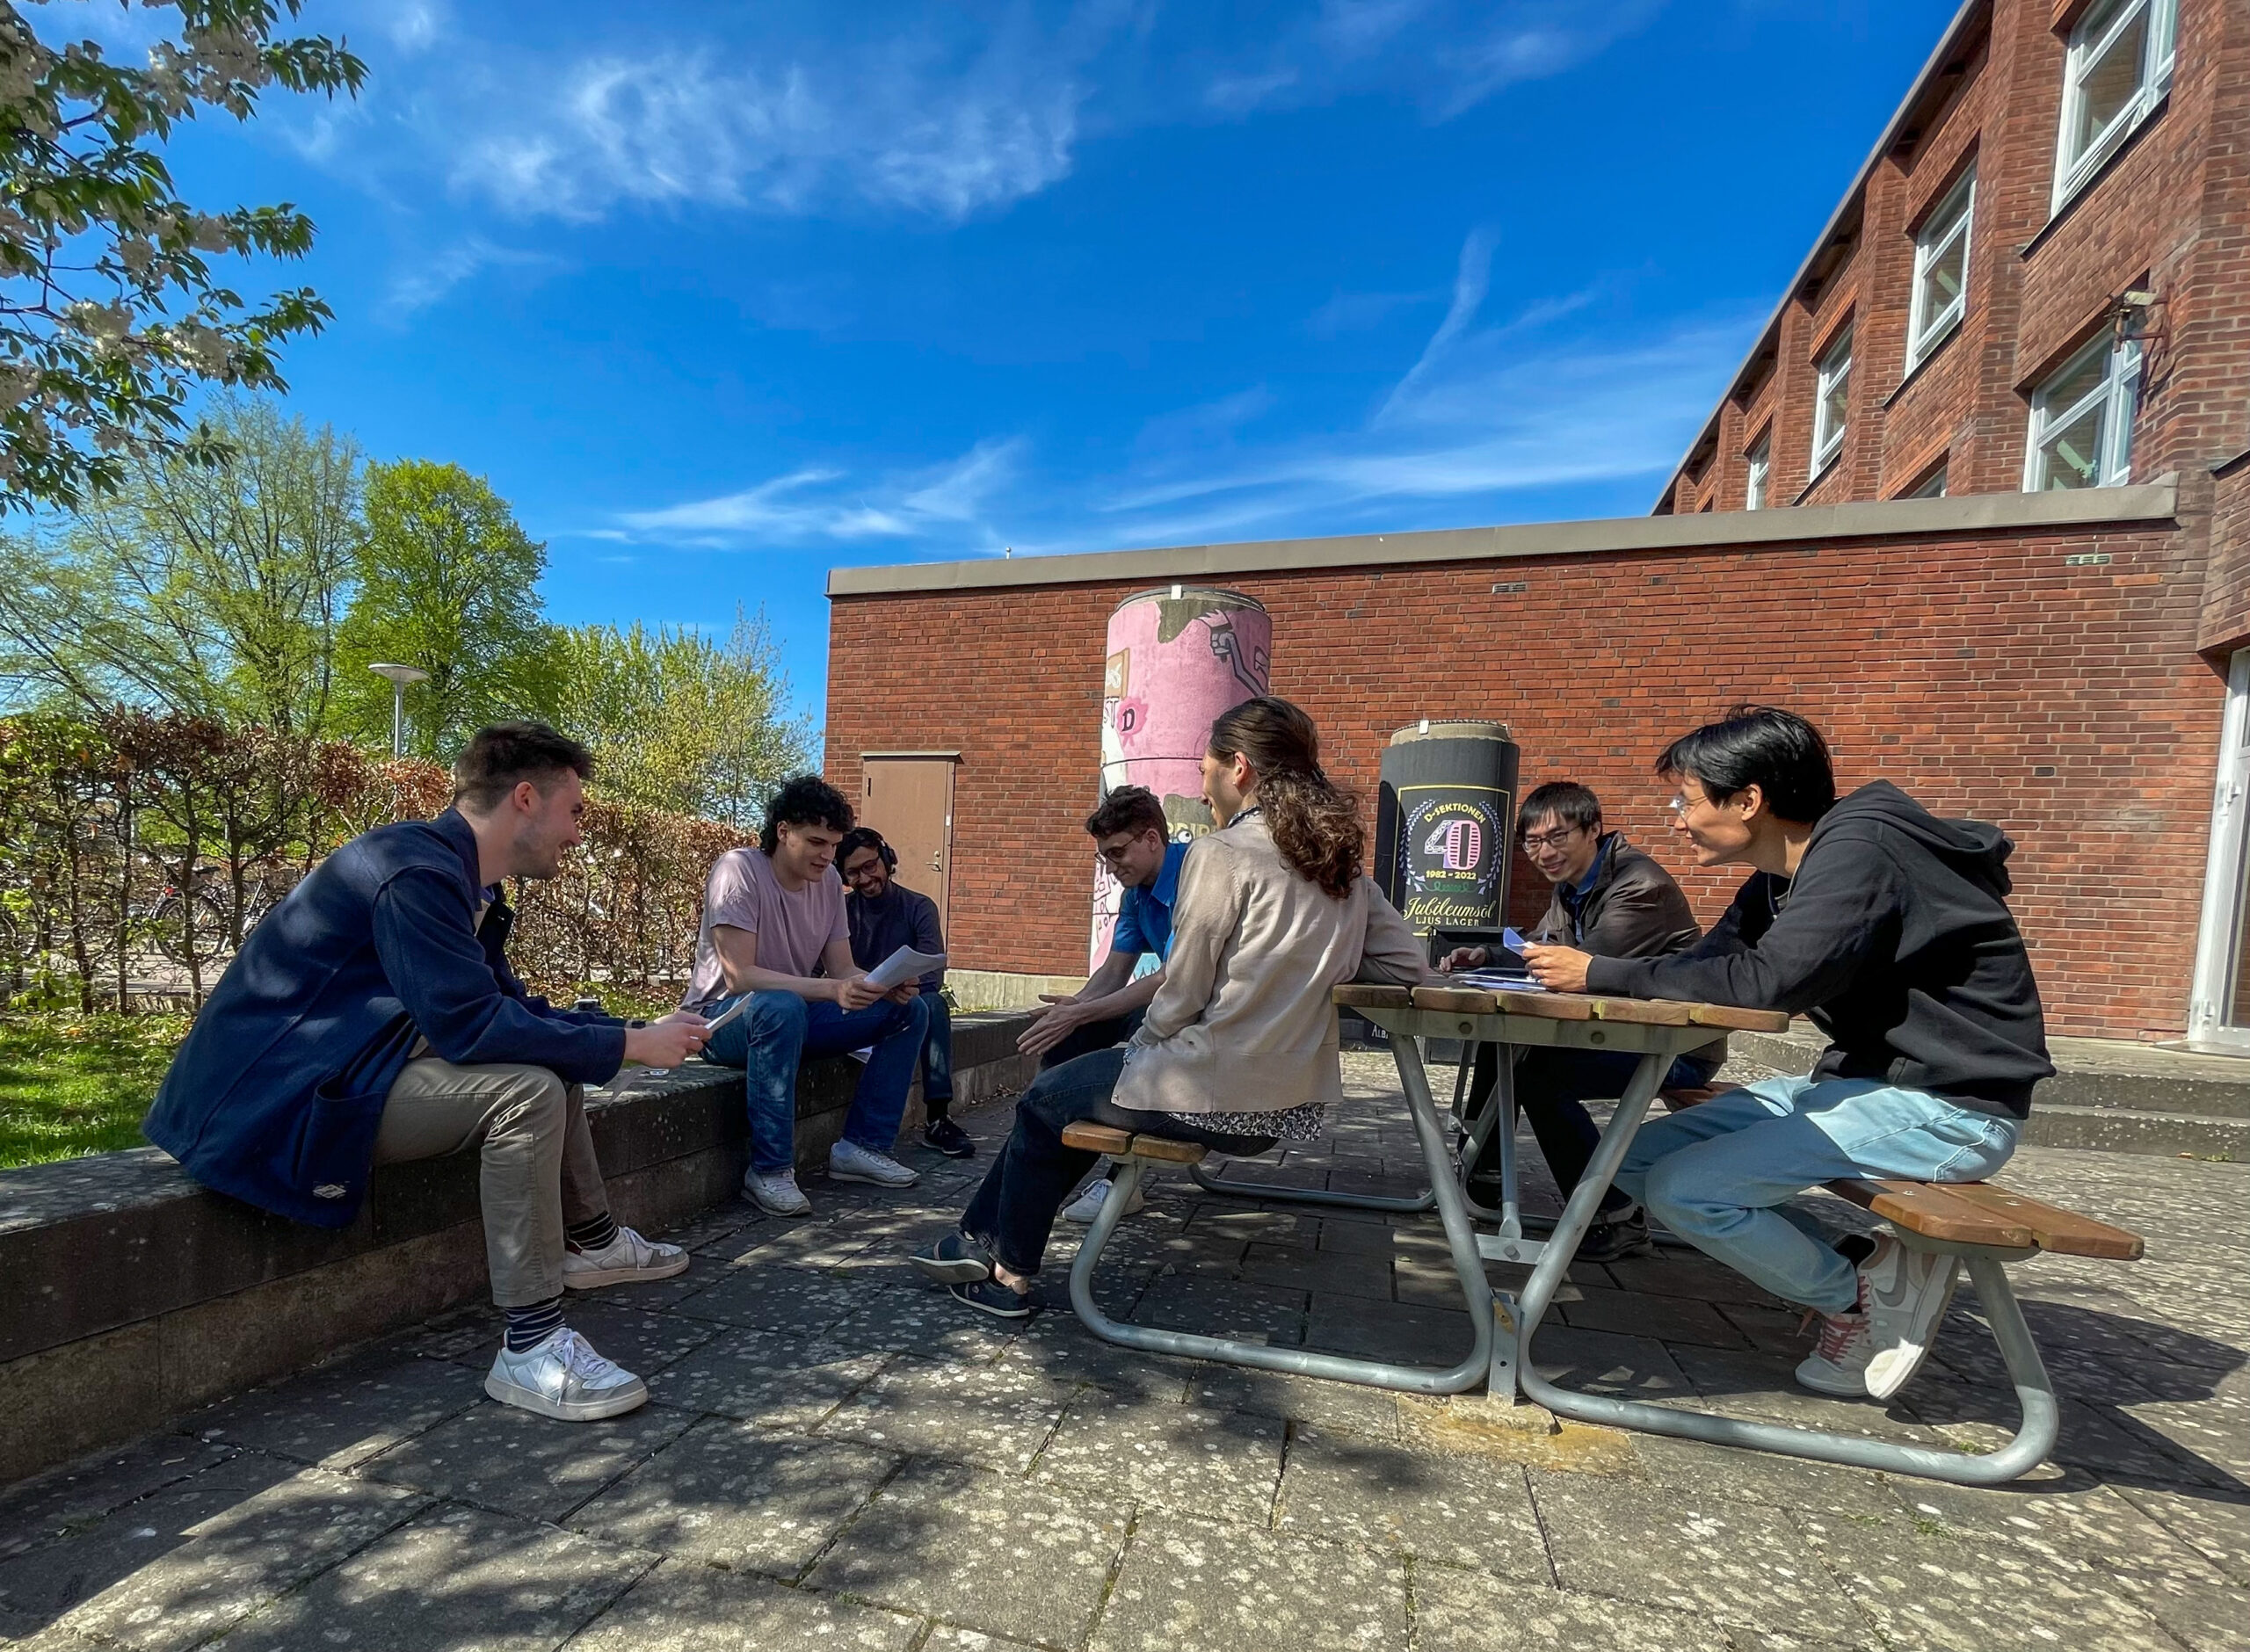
[859,756,958,932]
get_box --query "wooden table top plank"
[1061,1122,1135,1156]
[1333,984,1414,1009]
[1685,1002,1794,1033]
[1825,1178,2036,1249]
[1346,982,1782,1031]
[1586,996,1695,1026]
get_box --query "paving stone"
[548,1302,722,1373]
[995,1320,1195,1402]
[0,1438,235,1563]
[2127,1569,2250,1652]
[918,1627,1044,1652]
[1625,1433,1896,1521]
[1275,1427,1548,1581]
[1409,1562,1730,1651]
[1034,1395,1285,1525]
[1525,1325,1694,1401]
[1187,1366,1400,1439]
[1881,1464,2231,1580]
[1303,1295,1474,1367]
[1528,1469,1869,1642]
[824,1282,1027,1363]
[1091,1511,1405,1652]
[1801,1509,2188,1652]
[565,1558,919,1651]
[671,1265,891,1336]
[2120,1483,2250,1583]
[1606,1253,1784,1308]
[1663,1348,1949,1446]
[1904,1380,2230,1485]
[569,1419,896,1577]
[1132,1276,1307,1346]
[818,1358,1071,1474]
[1235,1242,1393,1301]
[181,1355,483,1473]
[645,1328,890,1429]
[359,1400,694,1523]
[396,1306,504,1366]
[205,1501,650,1652]
[1557,1288,1753,1351]
[809,1461,1131,1648]
[0,1455,422,1650]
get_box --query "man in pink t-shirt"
[687,776,931,1214]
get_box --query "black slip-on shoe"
[947,1278,1034,1319]
[921,1116,976,1159]
[1578,1209,1655,1264]
[908,1231,995,1286]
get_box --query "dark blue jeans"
[1466,1043,1724,1216]
[702,990,931,1174]
[920,989,954,1112]
[961,1047,1276,1275]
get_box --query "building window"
[1906,461,1949,498]
[1906,168,1974,370]
[2054,0,2177,211]
[1811,326,1851,479]
[2025,330,2142,490]
[1744,431,1771,511]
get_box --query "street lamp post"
[367,663,432,757]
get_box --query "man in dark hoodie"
[1440,781,1721,1260]
[145,724,711,1423]
[1522,707,2051,1402]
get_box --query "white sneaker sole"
[1793,1358,1869,1397]
[562,1249,692,1291]
[483,1370,650,1422]
[830,1163,918,1187]
[744,1182,813,1217]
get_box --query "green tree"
[0,4,366,515]
[0,396,360,733]
[335,460,554,757]
[549,609,813,827]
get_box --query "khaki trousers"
[374,1059,610,1308]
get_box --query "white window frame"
[1905,168,1975,370]
[2023,330,2142,491]
[1744,430,1770,511]
[2052,0,2178,213]
[1810,327,1852,480]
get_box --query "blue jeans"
[1467,1044,1724,1215]
[1614,1075,2020,1314]
[701,990,932,1174]
[961,1047,1278,1275]
[919,989,954,1111]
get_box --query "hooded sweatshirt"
[1584,781,2053,1117]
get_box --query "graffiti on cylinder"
[1091,587,1272,968]
[1396,785,1510,934]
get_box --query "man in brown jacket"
[1443,782,1721,1259]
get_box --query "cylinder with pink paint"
[1089,586,1272,969]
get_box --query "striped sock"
[504,1296,565,1352]
[566,1212,619,1253]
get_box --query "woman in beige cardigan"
[909,696,1433,1317]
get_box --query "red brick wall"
[829,518,2216,1041]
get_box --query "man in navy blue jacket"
[146,724,710,1423]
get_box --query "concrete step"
[2019,1104,2250,1160]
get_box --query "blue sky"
[135,0,1957,729]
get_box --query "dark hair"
[453,722,592,813]
[1656,705,1836,822]
[838,826,896,871]
[1085,784,1167,842]
[1518,781,1602,837]
[761,774,854,854]
[1208,696,1363,900]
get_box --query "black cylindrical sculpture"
[1375,720,1521,941]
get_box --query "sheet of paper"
[864,946,946,991]
[700,996,751,1034]
[1455,968,1548,992]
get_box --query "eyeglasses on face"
[1518,826,1585,851]
[1095,837,1143,865]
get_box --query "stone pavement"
[2,1052,2245,1651]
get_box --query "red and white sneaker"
[1860,1235,1962,1399]
[1795,1308,1874,1395]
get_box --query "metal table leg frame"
[1502,1054,2063,1483]
[1068,1041,1495,1395]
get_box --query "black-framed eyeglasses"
[1519,826,1585,851]
[1095,837,1143,866]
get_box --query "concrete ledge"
[0,1011,1035,1484]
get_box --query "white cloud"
[1377,227,1495,424]
[381,236,557,320]
[613,439,1026,548]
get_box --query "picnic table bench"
[1061,981,2143,1486]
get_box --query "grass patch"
[0,1011,189,1169]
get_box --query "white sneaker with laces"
[744,1168,812,1216]
[1794,1310,1874,1395]
[830,1140,919,1187]
[1062,1177,1146,1224]
[562,1226,690,1290]
[1859,1235,1962,1399]
[484,1327,648,1421]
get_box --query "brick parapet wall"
[828,517,2211,1041]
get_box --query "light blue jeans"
[1614,1075,2020,1314]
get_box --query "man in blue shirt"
[839,826,967,1158]
[1018,785,1187,1221]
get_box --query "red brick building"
[825,0,2250,1047]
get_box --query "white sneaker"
[829,1140,919,1188]
[1795,1310,1874,1396]
[1860,1235,1962,1400]
[744,1168,812,1216]
[484,1327,648,1422]
[562,1226,690,1290]
[1062,1177,1145,1224]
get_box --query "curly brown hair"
[1208,697,1363,899]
